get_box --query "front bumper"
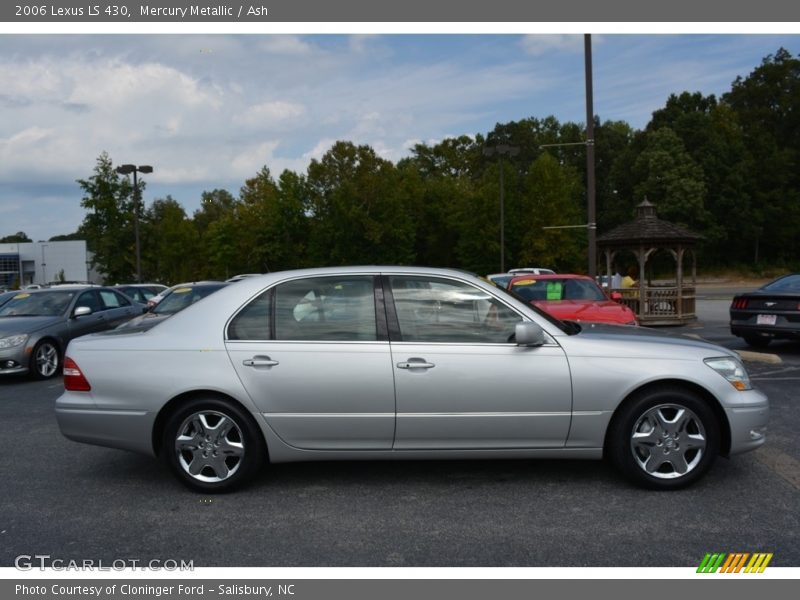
[0,346,29,375]
[724,388,769,455]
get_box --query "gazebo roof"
[597,199,702,246]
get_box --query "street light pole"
[116,164,153,283]
[40,244,48,285]
[483,144,520,273]
[585,33,597,278]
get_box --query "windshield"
[510,278,606,303]
[153,285,226,315]
[485,278,576,335]
[762,274,800,293]
[0,291,75,317]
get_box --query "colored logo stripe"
[697,553,773,573]
[745,553,773,573]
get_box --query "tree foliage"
[73,49,800,283]
[0,232,32,243]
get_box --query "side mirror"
[610,291,623,301]
[515,321,546,346]
[73,306,92,318]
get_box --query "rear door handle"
[397,358,435,370]
[243,356,280,368]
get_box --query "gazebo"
[597,199,702,326]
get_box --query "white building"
[0,241,93,288]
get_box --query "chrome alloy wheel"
[174,410,244,483]
[630,403,707,479]
[35,342,59,378]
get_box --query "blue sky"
[0,33,798,242]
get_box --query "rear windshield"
[153,284,226,315]
[762,274,800,292]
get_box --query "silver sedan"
[56,267,768,492]
[0,287,144,379]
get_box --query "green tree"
[306,141,415,265]
[0,231,32,243]
[517,153,584,271]
[631,128,709,229]
[723,48,800,264]
[648,93,749,263]
[237,166,306,273]
[76,152,135,283]
[141,196,199,284]
[49,232,84,242]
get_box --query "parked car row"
[0,281,227,378]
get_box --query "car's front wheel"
[163,397,266,493]
[607,387,720,490]
[30,340,61,380]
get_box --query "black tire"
[743,335,771,348]
[163,397,266,493]
[606,386,720,490]
[30,339,61,380]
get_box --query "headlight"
[0,334,28,349]
[705,356,752,391]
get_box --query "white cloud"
[234,100,306,126]
[520,34,584,56]
[257,36,315,56]
[230,141,282,178]
[349,35,379,53]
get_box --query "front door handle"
[397,358,435,370]
[243,356,280,368]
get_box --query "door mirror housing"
[610,291,623,301]
[515,321,546,346]
[73,306,92,318]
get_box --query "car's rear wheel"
[30,340,60,380]
[163,397,265,492]
[743,335,771,348]
[606,387,720,490]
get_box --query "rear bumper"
[56,392,156,456]
[730,315,800,340]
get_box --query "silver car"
[0,287,144,379]
[56,267,768,492]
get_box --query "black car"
[730,273,800,347]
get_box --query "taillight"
[63,357,91,392]
[731,298,748,310]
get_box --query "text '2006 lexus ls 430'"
[55,267,768,492]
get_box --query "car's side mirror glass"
[515,321,546,346]
[73,306,92,318]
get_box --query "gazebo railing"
[614,285,696,322]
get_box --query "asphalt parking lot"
[0,288,798,568]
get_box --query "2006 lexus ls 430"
[56,267,768,492]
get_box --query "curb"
[681,334,782,364]
[735,350,783,365]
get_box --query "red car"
[508,273,638,326]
